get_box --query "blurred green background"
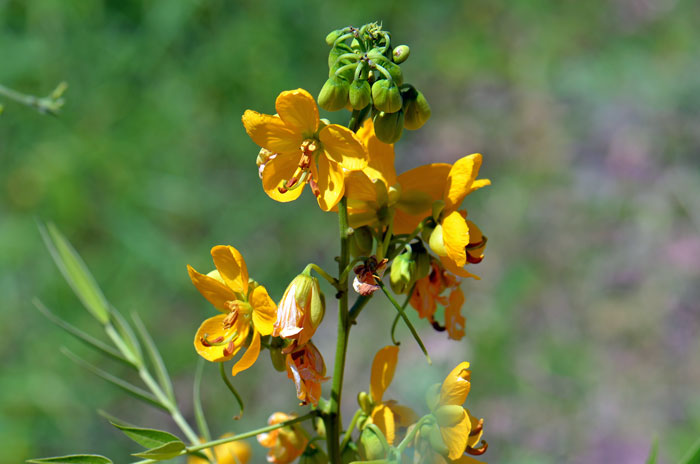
[2,0,699,462]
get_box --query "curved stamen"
[465,440,488,456]
[469,418,484,436]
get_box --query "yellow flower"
[188,435,251,464]
[187,245,277,376]
[242,89,368,211]
[417,362,487,463]
[257,412,308,464]
[394,154,490,277]
[364,346,417,446]
[285,341,328,406]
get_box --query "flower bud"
[358,426,389,460]
[299,446,328,464]
[319,76,350,112]
[358,391,372,414]
[427,422,449,457]
[372,110,404,144]
[413,244,431,282]
[269,346,287,372]
[434,404,467,427]
[349,78,371,110]
[383,61,404,86]
[341,442,360,464]
[328,43,353,68]
[350,226,374,257]
[326,29,344,45]
[403,89,431,130]
[390,251,416,294]
[428,224,447,257]
[392,45,410,64]
[425,383,441,411]
[371,80,402,114]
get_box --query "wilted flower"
[274,274,325,347]
[257,412,308,464]
[285,341,328,406]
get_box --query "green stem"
[377,280,431,365]
[305,263,339,289]
[0,82,65,115]
[387,220,425,261]
[349,294,372,324]
[395,415,432,456]
[390,285,415,345]
[219,361,245,419]
[340,409,363,450]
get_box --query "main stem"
[326,110,364,462]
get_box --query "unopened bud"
[349,78,372,110]
[350,226,374,257]
[299,446,328,464]
[372,110,404,144]
[383,61,404,86]
[269,347,287,372]
[392,45,410,64]
[413,244,431,281]
[403,89,431,130]
[341,442,360,464]
[326,29,344,46]
[319,76,350,112]
[358,426,389,460]
[390,251,416,294]
[434,404,467,427]
[425,383,441,411]
[427,422,449,457]
[428,224,447,257]
[328,43,353,69]
[372,80,402,114]
[358,391,372,414]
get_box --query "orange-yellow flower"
[394,154,490,277]
[257,412,308,464]
[417,362,487,462]
[364,346,417,445]
[242,89,368,211]
[188,246,277,376]
[188,435,251,464]
[285,341,328,406]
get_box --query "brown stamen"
[278,185,289,194]
[223,310,239,329]
[309,177,320,197]
[223,340,236,357]
[466,440,488,456]
[470,418,484,436]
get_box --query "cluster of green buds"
[319,22,431,144]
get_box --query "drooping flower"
[285,341,328,406]
[352,256,388,296]
[415,362,488,463]
[363,346,417,446]
[395,154,490,277]
[257,412,308,464]
[188,246,277,376]
[242,89,368,211]
[188,435,251,464]
[274,274,325,347]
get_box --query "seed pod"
[349,78,371,110]
[403,89,431,130]
[373,110,404,144]
[318,76,350,112]
[371,80,402,113]
[392,45,410,64]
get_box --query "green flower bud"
[315,416,327,438]
[392,45,410,64]
[341,442,360,464]
[390,251,416,294]
[372,80,402,113]
[383,61,404,86]
[269,347,287,372]
[425,383,441,411]
[319,76,350,112]
[413,245,432,281]
[328,43,354,69]
[373,110,404,144]
[300,446,329,464]
[309,277,325,330]
[358,391,372,414]
[326,29,344,46]
[350,226,374,257]
[358,426,389,460]
[349,78,372,110]
[427,423,449,457]
[403,89,431,130]
[434,404,467,427]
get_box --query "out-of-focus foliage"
[1,0,699,463]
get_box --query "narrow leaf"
[110,422,183,449]
[645,437,658,464]
[33,299,133,368]
[39,222,110,324]
[61,347,167,411]
[193,358,211,441]
[680,437,700,464]
[132,312,174,403]
[26,455,112,464]
[110,307,143,363]
[97,410,137,428]
[131,441,186,460]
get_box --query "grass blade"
[132,312,175,403]
[61,347,167,411]
[680,437,700,464]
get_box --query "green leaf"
[39,222,110,325]
[33,299,134,368]
[680,437,700,464]
[110,422,183,449]
[61,347,168,411]
[131,441,186,460]
[109,307,143,364]
[97,410,137,428]
[645,437,658,464]
[132,312,174,403]
[26,455,112,464]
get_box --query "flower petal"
[370,345,399,403]
[371,404,396,445]
[194,315,248,362]
[358,119,397,187]
[211,246,249,296]
[441,412,471,460]
[439,362,471,406]
[441,256,481,280]
[187,265,237,312]
[319,124,368,171]
[345,171,379,204]
[445,287,466,341]
[444,154,485,211]
[442,211,470,267]
[241,110,302,153]
[397,163,451,204]
[231,329,261,376]
[251,284,277,336]
[312,155,345,211]
[275,89,319,135]
[261,153,307,203]
[388,403,419,428]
